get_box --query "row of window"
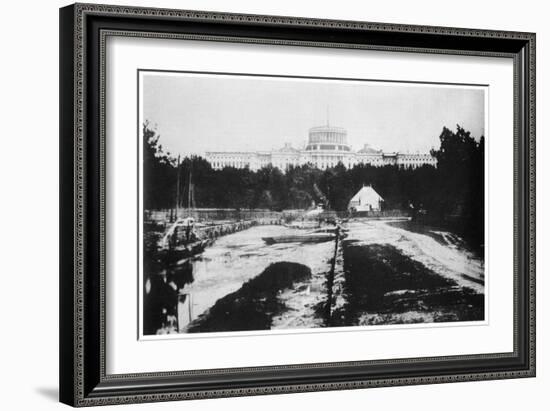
[208,153,433,161]
[207,154,436,170]
[309,132,347,145]
[209,161,434,170]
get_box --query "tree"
[430,125,484,246]
[143,122,177,210]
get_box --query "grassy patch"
[332,242,483,326]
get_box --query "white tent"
[348,185,383,212]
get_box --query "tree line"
[143,123,484,246]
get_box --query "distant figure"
[185,222,191,242]
[181,217,196,243]
[169,226,178,250]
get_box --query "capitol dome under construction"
[305,125,351,153]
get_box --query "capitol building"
[205,124,437,171]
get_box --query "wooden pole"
[325,227,340,326]
[188,166,192,218]
[175,155,181,220]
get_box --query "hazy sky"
[141,72,486,156]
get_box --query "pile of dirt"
[187,262,311,333]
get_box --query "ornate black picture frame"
[59,3,535,407]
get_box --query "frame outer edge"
[75,2,88,407]
[74,2,534,39]
[59,3,77,407]
[528,33,536,376]
[64,2,537,406]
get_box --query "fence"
[145,208,284,224]
[348,209,411,219]
[145,208,411,227]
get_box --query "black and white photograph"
[140,71,486,336]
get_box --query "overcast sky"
[141,72,486,156]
